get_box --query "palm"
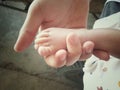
[14,0,109,68]
[14,0,89,51]
[31,0,89,29]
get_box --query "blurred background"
[0,0,105,90]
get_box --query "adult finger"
[44,49,67,68]
[66,33,82,66]
[14,0,43,52]
[79,41,94,60]
[93,50,110,61]
[80,41,110,61]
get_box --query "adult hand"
[39,32,109,68]
[14,0,89,52]
[14,0,109,68]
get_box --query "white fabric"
[83,56,120,90]
[93,12,120,29]
[83,12,120,90]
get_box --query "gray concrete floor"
[0,1,97,90]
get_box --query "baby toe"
[34,44,39,50]
[38,46,52,57]
[36,32,49,38]
[35,37,50,44]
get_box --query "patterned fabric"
[83,56,120,90]
[83,5,120,90]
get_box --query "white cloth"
[93,12,120,29]
[83,56,120,90]
[83,12,120,90]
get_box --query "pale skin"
[14,0,89,51]
[14,0,95,67]
[35,28,87,57]
[34,28,95,67]
[14,0,109,68]
[35,28,120,67]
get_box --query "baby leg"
[34,28,95,67]
[35,28,94,59]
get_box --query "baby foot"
[34,28,96,67]
[35,28,76,57]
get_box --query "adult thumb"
[66,33,82,66]
[14,0,43,52]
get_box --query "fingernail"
[87,49,92,54]
[85,46,93,54]
[60,54,66,61]
[70,34,79,45]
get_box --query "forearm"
[87,29,120,58]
